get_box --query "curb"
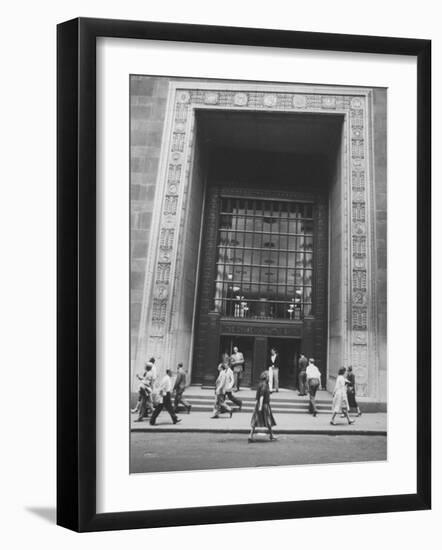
[131,427,387,436]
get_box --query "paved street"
[130,432,387,473]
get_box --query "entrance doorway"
[267,338,299,389]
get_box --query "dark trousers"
[174,389,190,411]
[233,369,242,391]
[308,378,320,414]
[150,392,177,424]
[213,393,231,416]
[225,391,242,407]
[298,370,307,395]
[138,388,153,419]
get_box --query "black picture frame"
[57,17,431,532]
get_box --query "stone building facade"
[130,76,387,402]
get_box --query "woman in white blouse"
[330,367,355,425]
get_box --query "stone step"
[181,397,331,414]
[185,395,332,407]
[178,404,330,415]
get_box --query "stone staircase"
[182,388,333,415]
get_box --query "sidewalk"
[131,410,387,436]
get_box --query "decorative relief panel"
[145,86,372,395]
[353,270,367,291]
[351,139,365,158]
[175,102,188,123]
[352,236,367,257]
[352,307,367,330]
[204,91,219,105]
[263,94,277,107]
[152,299,167,324]
[352,170,365,191]
[168,164,182,185]
[234,92,248,106]
[322,96,336,109]
[156,263,171,283]
[159,228,174,249]
[171,133,185,152]
[352,202,366,222]
[164,195,178,215]
[293,94,307,108]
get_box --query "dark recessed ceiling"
[197,110,343,157]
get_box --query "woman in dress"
[248,372,277,442]
[345,365,362,417]
[330,367,355,425]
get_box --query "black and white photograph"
[129,76,388,473]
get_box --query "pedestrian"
[248,372,277,442]
[132,362,154,421]
[224,359,242,410]
[218,353,229,373]
[173,362,191,414]
[148,356,158,384]
[306,358,321,417]
[298,352,308,395]
[345,366,362,416]
[230,346,245,392]
[149,369,182,425]
[211,361,232,419]
[268,347,280,392]
[330,367,355,425]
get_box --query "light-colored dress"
[332,374,349,412]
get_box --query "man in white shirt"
[306,358,321,417]
[211,364,232,418]
[149,369,181,425]
[224,362,242,410]
[148,356,158,385]
[132,362,155,421]
[268,348,280,392]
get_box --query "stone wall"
[130,76,169,382]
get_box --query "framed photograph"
[57,17,431,532]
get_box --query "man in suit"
[173,362,191,414]
[230,346,245,392]
[268,347,280,392]
[298,352,308,396]
[150,369,182,425]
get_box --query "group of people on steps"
[132,347,362,436]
